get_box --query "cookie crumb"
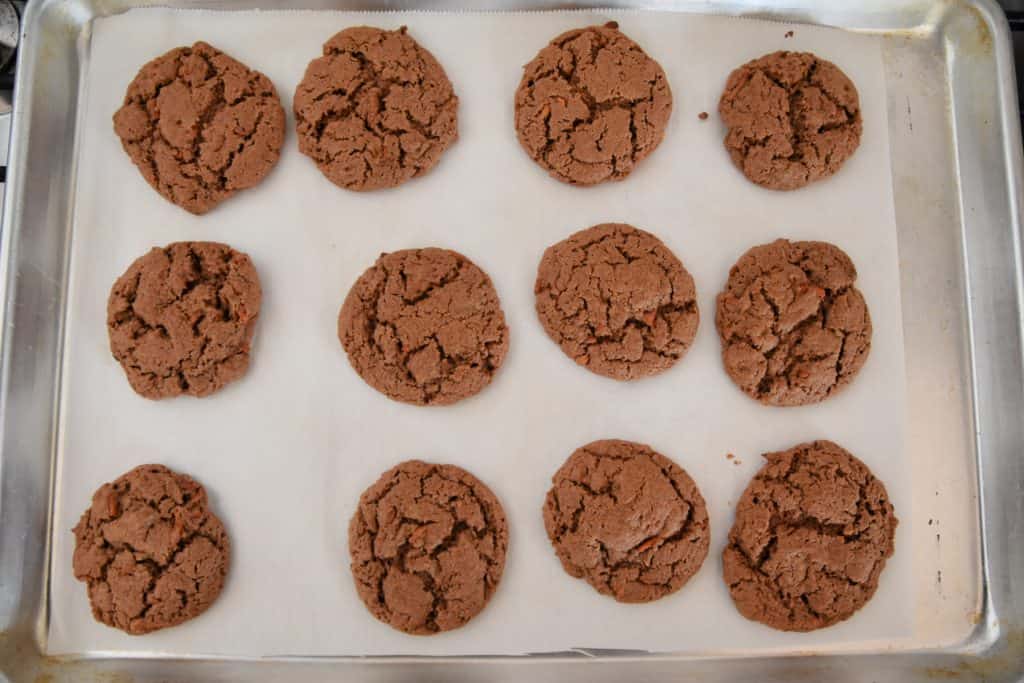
[785,30,794,38]
[726,453,734,460]
[698,111,709,120]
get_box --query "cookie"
[723,440,897,631]
[349,460,509,635]
[543,439,709,603]
[294,26,458,191]
[107,242,261,400]
[716,239,871,406]
[113,42,285,214]
[72,465,230,635]
[338,248,509,406]
[719,51,861,190]
[534,223,699,380]
[514,22,672,185]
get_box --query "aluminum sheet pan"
[0,0,1021,681]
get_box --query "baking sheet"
[47,8,909,657]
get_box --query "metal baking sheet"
[1,0,1022,681]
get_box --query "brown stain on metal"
[1,629,136,683]
[958,1,994,54]
[923,629,1024,679]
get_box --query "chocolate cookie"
[338,248,509,406]
[723,440,897,631]
[107,242,261,400]
[716,239,871,406]
[535,223,699,380]
[719,51,862,190]
[349,460,509,635]
[113,42,285,214]
[543,439,709,603]
[72,465,230,635]
[294,26,458,191]
[514,22,672,185]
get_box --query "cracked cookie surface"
[514,22,672,185]
[716,239,870,406]
[718,51,861,191]
[113,42,285,214]
[723,440,897,631]
[543,439,709,603]
[349,460,509,635]
[294,26,458,191]
[107,241,261,400]
[338,248,509,406]
[72,464,230,635]
[535,223,698,380]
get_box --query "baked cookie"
[294,26,458,191]
[107,242,261,399]
[338,248,509,406]
[113,42,285,214]
[723,440,897,631]
[515,22,672,185]
[72,464,230,635]
[543,439,709,603]
[535,223,698,380]
[716,239,871,406]
[719,51,861,190]
[349,460,509,635]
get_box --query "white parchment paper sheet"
[48,8,910,657]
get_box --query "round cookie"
[338,248,509,406]
[716,239,871,406]
[723,440,897,631]
[349,460,509,635]
[294,26,458,191]
[113,42,285,214]
[514,22,672,185]
[107,242,261,400]
[719,51,862,190]
[72,464,230,635]
[534,223,699,380]
[543,439,709,603]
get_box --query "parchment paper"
[47,8,910,657]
